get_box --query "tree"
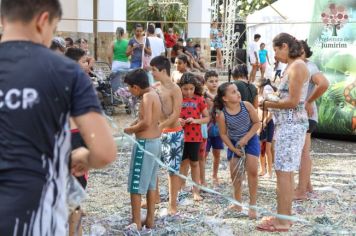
[321,3,349,37]
[127,0,188,35]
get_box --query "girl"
[178,73,210,201]
[258,43,271,79]
[210,21,223,69]
[214,82,261,219]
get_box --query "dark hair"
[76,38,87,44]
[257,78,278,92]
[212,82,234,121]
[150,56,171,76]
[0,0,62,23]
[260,42,265,47]
[194,44,201,48]
[178,73,203,96]
[116,27,124,37]
[155,22,161,28]
[299,39,313,58]
[65,48,86,62]
[254,34,261,40]
[134,23,143,30]
[124,68,149,89]
[177,38,184,43]
[65,37,74,46]
[147,24,155,35]
[204,70,219,81]
[273,33,303,59]
[232,64,248,79]
[177,54,188,64]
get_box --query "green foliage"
[127,0,188,35]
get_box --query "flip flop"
[256,223,289,232]
[261,216,293,226]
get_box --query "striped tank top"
[223,102,251,141]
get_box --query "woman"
[210,21,223,69]
[126,23,152,69]
[257,33,309,232]
[108,27,130,72]
[294,40,329,200]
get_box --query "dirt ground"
[81,113,356,236]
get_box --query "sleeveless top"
[113,39,129,62]
[273,72,309,126]
[223,102,251,141]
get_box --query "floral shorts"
[274,124,307,172]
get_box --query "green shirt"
[113,39,129,62]
[233,80,257,105]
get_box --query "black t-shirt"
[233,80,257,105]
[0,41,101,235]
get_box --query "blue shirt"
[259,49,268,64]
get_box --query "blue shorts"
[130,61,141,69]
[206,136,224,152]
[260,120,275,143]
[227,135,260,161]
[161,129,184,175]
[128,138,161,194]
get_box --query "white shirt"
[248,41,259,63]
[148,36,165,58]
[154,28,164,39]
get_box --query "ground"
[81,113,356,236]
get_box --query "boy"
[0,0,117,235]
[65,47,90,74]
[150,56,184,215]
[124,69,162,229]
[201,70,224,186]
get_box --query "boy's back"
[136,88,161,139]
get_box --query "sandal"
[256,223,289,232]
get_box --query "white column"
[58,0,78,32]
[77,0,94,33]
[98,0,126,32]
[187,0,211,38]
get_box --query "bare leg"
[246,155,258,219]
[260,66,266,79]
[249,64,258,82]
[216,48,223,68]
[190,160,203,201]
[275,170,294,228]
[212,149,221,185]
[141,178,160,208]
[179,159,190,190]
[144,190,156,228]
[295,133,312,200]
[131,193,142,230]
[168,174,180,215]
[229,158,242,211]
[69,209,83,236]
[199,154,207,186]
[265,142,273,177]
[259,142,266,176]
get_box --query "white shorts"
[274,124,307,172]
[112,61,130,72]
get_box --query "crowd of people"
[0,0,330,235]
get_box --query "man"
[147,24,165,59]
[0,1,117,235]
[248,34,261,82]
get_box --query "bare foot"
[143,219,154,229]
[248,209,257,219]
[193,193,203,201]
[228,204,242,212]
[200,181,208,187]
[266,172,273,178]
[258,171,266,176]
[212,177,219,186]
[307,183,313,193]
[168,207,177,216]
[293,189,308,201]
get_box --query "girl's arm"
[216,111,241,156]
[187,108,210,124]
[239,102,261,147]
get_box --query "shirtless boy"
[150,56,184,215]
[124,69,162,229]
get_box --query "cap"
[187,38,193,42]
[52,37,66,49]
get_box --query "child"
[124,69,162,230]
[232,64,258,108]
[256,78,276,178]
[201,70,224,186]
[171,54,189,83]
[258,43,270,80]
[178,73,210,201]
[150,56,184,215]
[214,82,261,219]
